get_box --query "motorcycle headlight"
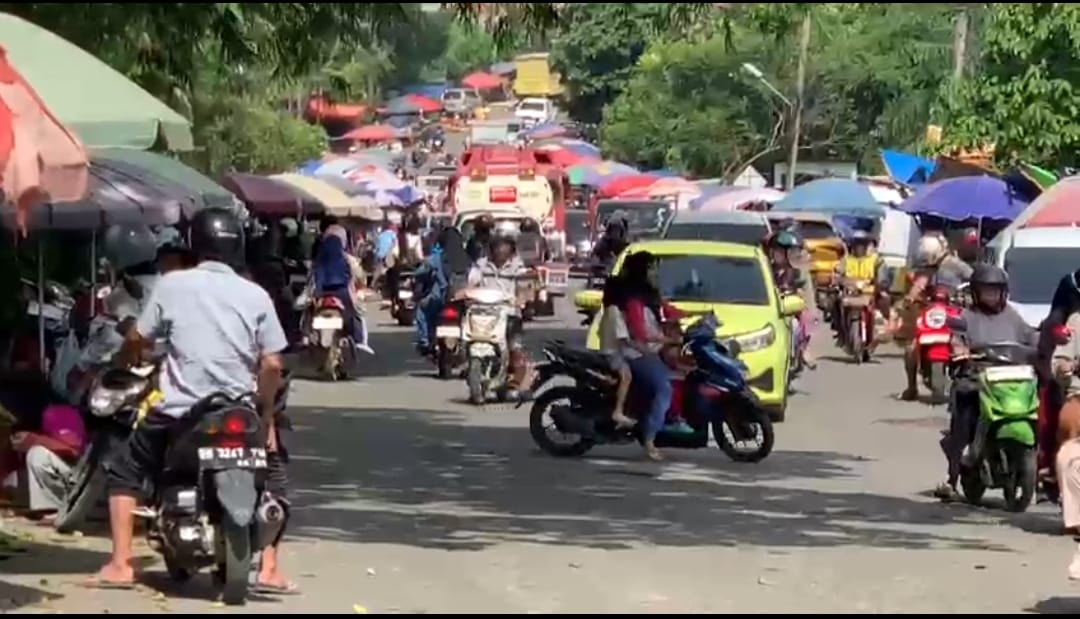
[925,307,947,329]
[732,325,776,354]
[89,387,126,417]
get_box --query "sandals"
[253,580,301,595]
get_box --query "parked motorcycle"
[839,279,876,364]
[948,317,1039,512]
[392,270,417,327]
[526,313,774,462]
[915,284,962,404]
[53,363,155,533]
[305,295,355,381]
[461,288,515,405]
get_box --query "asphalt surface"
[1,287,1079,614]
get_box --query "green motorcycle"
[950,341,1039,512]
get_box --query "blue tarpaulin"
[881,150,935,185]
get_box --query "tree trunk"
[786,12,812,191]
[952,5,970,80]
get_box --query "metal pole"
[37,241,45,373]
[786,13,812,191]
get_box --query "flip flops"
[81,576,136,590]
[253,580,301,595]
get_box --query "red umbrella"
[0,45,88,231]
[598,174,660,198]
[405,94,442,113]
[344,124,398,142]
[461,71,503,91]
[544,148,594,168]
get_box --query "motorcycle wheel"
[960,465,987,506]
[466,357,486,405]
[713,398,775,463]
[436,343,454,380]
[220,521,252,606]
[529,386,593,457]
[54,436,108,534]
[320,344,340,382]
[1002,442,1037,513]
[848,320,864,365]
[396,307,415,327]
[927,362,948,405]
[165,555,192,583]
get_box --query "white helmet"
[916,234,946,266]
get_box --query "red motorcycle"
[305,295,353,381]
[915,284,961,404]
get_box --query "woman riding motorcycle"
[936,264,1036,499]
[466,235,529,395]
[832,230,888,342]
[766,231,815,369]
[311,226,368,351]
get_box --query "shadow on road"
[283,405,1012,554]
[1028,597,1080,613]
[0,530,120,611]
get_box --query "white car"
[515,98,556,127]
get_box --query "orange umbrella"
[0,45,88,232]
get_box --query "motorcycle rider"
[898,234,975,401]
[90,208,289,591]
[466,214,496,262]
[466,235,529,395]
[414,227,470,355]
[936,264,1037,499]
[765,230,815,369]
[832,230,888,340]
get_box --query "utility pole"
[786,12,811,191]
[952,5,970,80]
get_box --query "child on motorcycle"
[599,276,635,430]
[935,265,1037,500]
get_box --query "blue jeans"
[416,293,442,350]
[628,353,672,441]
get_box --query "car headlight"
[732,324,776,353]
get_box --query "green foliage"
[939,3,1080,168]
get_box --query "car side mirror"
[780,295,805,317]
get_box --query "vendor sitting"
[12,403,87,517]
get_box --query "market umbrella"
[598,174,660,198]
[93,148,238,213]
[221,173,322,218]
[773,178,885,217]
[898,176,1027,221]
[344,125,398,142]
[567,161,637,186]
[880,150,935,185]
[0,44,88,229]
[461,71,502,91]
[618,177,701,199]
[2,162,184,230]
[0,14,192,151]
[535,139,602,159]
[690,187,786,212]
[405,94,442,114]
[489,61,516,76]
[543,148,592,168]
[999,175,1080,229]
[271,173,381,219]
[524,123,567,140]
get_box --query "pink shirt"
[41,404,87,453]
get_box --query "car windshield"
[566,211,589,244]
[651,254,770,306]
[443,91,464,101]
[598,201,671,234]
[1006,246,1080,304]
[520,101,546,112]
[665,222,769,246]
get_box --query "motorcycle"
[136,393,284,606]
[433,300,467,380]
[53,362,155,533]
[461,288,515,405]
[947,317,1039,512]
[305,294,355,381]
[391,270,417,327]
[839,279,876,364]
[525,313,775,462]
[915,284,963,404]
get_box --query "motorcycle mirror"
[946,316,968,332]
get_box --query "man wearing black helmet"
[91,208,290,591]
[936,264,1037,499]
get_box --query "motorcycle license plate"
[312,316,343,330]
[197,446,268,470]
[436,326,461,339]
[398,290,414,300]
[983,365,1035,383]
[918,333,950,345]
[470,343,497,357]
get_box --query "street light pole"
[786,12,811,191]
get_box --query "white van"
[990,226,1080,327]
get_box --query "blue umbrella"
[899,175,1028,221]
[313,158,361,178]
[773,178,885,217]
[881,150,935,185]
[297,160,323,175]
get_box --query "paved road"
[2,292,1078,614]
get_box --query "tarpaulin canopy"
[405,94,442,113]
[270,173,382,219]
[880,150,935,185]
[0,13,192,151]
[999,175,1080,230]
[618,177,700,199]
[899,176,1027,221]
[93,148,237,213]
[690,187,785,212]
[344,125,398,142]
[221,173,322,218]
[773,178,885,217]
[598,174,660,198]
[461,71,502,90]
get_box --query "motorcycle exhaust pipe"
[255,493,290,550]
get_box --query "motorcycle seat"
[553,345,616,373]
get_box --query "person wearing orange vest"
[833,230,887,339]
